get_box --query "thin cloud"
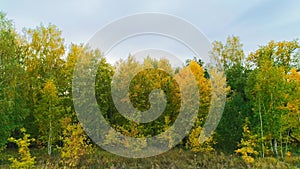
[1,0,299,59]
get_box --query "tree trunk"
[274,138,278,157]
[259,96,265,158]
[48,119,52,156]
[270,140,274,154]
[280,132,283,158]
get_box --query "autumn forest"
[0,12,300,168]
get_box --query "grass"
[1,147,300,168]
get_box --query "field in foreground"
[1,148,300,169]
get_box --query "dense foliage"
[0,12,299,168]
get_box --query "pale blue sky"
[1,0,300,63]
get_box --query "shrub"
[186,125,215,153]
[235,118,258,163]
[8,128,36,169]
[104,122,147,153]
[59,118,93,168]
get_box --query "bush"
[235,118,258,164]
[8,128,36,169]
[58,118,93,168]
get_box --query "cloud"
[1,0,299,59]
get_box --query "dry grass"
[1,147,299,169]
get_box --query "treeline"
[0,12,300,163]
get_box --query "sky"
[1,0,300,64]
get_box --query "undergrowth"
[1,147,299,168]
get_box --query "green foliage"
[211,36,251,153]
[0,12,300,168]
[0,12,29,150]
[22,24,67,155]
[8,128,36,169]
[106,56,181,137]
[246,40,300,157]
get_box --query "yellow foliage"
[158,116,175,149]
[235,118,258,164]
[42,80,57,97]
[59,118,93,168]
[104,123,147,152]
[8,128,36,169]
[186,125,215,153]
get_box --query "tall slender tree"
[0,12,29,149]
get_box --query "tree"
[0,12,29,150]
[211,36,250,153]
[23,24,66,155]
[109,56,181,137]
[184,61,218,151]
[34,80,63,155]
[283,68,300,152]
[246,40,299,157]
[210,36,244,71]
